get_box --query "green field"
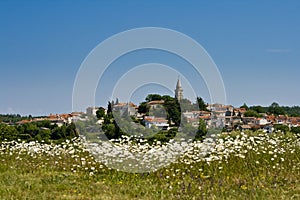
[1,131,300,199]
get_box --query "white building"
[144,116,169,130]
[86,107,100,116]
[113,102,137,116]
[254,118,268,126]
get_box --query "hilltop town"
[1,78,299,140]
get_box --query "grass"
[0,132,300,199]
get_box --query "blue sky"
[0,0,299,115]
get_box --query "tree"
[240,103,249,110]
[282,106,300,117]
[273,124,289,133]
[23,123,39,138]
[66,122,78,138]
[0,123,17,141]
[51,125,67,140]
[250,105,266,114]
[107,101,113,114]
[161,95,173,102]
[196,97,208,111]
[96,107,106,119]
[195,119,207,140]
[138,102,149,114]
[244,109,262,118]
[38,128,51,142]
[268,102,286,116]
[164,98,181,126]
[145,94,162,102]
[291,126,300,134]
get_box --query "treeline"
[242,102,300,117]
[0,120,78,143]
[0,114,32,124]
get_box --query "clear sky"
[0,0,299,116]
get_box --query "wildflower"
[241,185,247,190]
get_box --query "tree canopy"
[96,107,106,119]
[268,102,286,116]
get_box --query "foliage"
[107,101,113,114]
[96,107,106,119]
[244,109,263,118]
[247,104,300,117]
[249,105,266,113]
[0,114,31,123]
[147,129,177,144]
[196,119,207,140]
[138,102,149,114]
[0,123,18,141]
[163,97,181,126]
[268,102,286,116]
[240,103,249,110]
[282,106,300,117]
[196,97,208,111]
[291,126,300,134]
[145,94,162,102]
[247,103,300,117]
[0,132,300,199]
[273,124,289,133]
[51,123,78,141]
[0,121,78,143]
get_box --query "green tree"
[282,106,300,117]
[196,97,208,111]
[240,103,249,110]
[37,128,51,142]
[145,94,162,102]
[244,109,261,118]
[161,95,173,102]
[268,102,286,115]
[291,126,300,134]
[273,124,289,133]
[138,102,149,114]
[23,123,39,139]
[66,123,78,138]
[164,98,181,126]
[96,107,106,119]
[107,101,113,114]
[195,119,207,140]
[250,105,266,113]
[0,123,18,141]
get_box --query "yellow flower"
[241,185,247,190]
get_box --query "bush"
[274,124,289,133]
[291,126,300,134]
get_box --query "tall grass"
[0,131,300,199]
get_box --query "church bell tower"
[175,78,183,101]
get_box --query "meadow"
[1,131,300,199]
